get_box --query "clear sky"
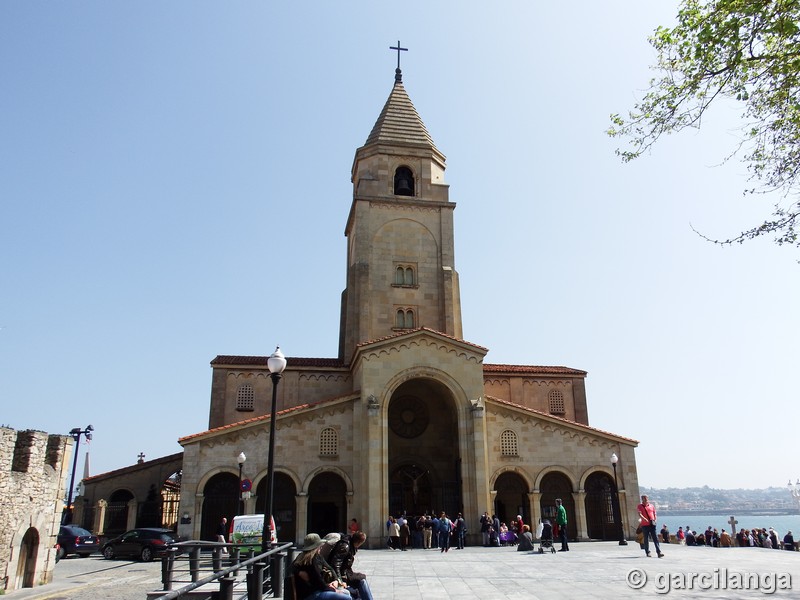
[1,2,798,492]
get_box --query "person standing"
[422,514,433,549]
[454,513,466,549]
[399,518,411,551]
[438,511,452,553]
[387,517,400,550]
[348,518,359,536]
[555,499,569,552]
[480,512,491,547]
[217,517,228,555]
[636,494,664,558]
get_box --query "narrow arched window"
[320,427,338,456]
[394,166,414,196]
[396,309,406,328]
[405,309,415,328]
[237,384,255,411]
[548,389,565,415]
[396,266,405,285]
[404,267,414,285]
[500,430,518,456]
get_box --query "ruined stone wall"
[0,427,72,592]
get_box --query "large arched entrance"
[16,527,39,589]
[494,471,530,525]
[388,378,460,519]
[256,472,297,543]
[584,471,617,540]
[201,473,238,541]
[137,469,182,529]
[307,472,347,535]
[539,472,576,540]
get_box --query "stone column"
[528,492,540,528]
[296,493,309,546]
[126,499,137,531]
[94,499,108,536]
[573,490,587,541]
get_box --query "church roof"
[363,79,443,155]
[483,363,587,376]
[178,393,358,444]
[486,395,638,444]
[210,356,345,368]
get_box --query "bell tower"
[338,59,463,362]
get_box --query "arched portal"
[539,472,576,540]
[256,472,297,544]
[307,472,347,535]
[388,378,460,518]
[584,471,617,540]
[16,527,39,589]
[138,469,182,529]
[201,472,238,541]
[494,471,529,525]
[107,489,134,535]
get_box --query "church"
[176,61,640,548]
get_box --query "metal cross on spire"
[389,40,408,82]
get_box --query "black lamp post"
[610,452,627,545]
[64,424,94,525]
[262,346,287,548]
[237,452,247,516]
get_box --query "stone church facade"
[177,67,640,548]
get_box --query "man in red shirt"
[637,495,664,558]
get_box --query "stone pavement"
[7,542,800,599]
[356,542,800,599]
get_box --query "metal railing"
[148,541,295,600]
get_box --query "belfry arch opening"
[388,378,460,518]
[393,166,414,196]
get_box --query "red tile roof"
[486,395,638,444]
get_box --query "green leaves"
[609,0,800,248]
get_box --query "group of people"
[385,512,467,552]
[669,524,795,549]
[290,520,374,600]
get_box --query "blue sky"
[2,1,798,492]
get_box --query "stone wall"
[0,427,72,592]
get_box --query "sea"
[656,513,800,536]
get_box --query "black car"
[101,528,180,562]
[57,525,100,560]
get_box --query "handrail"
[154,541,294,600]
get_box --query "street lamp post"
[262,346,287,548]
[237,452,246,516]
[610,453,628,545]
[64,425,94,525]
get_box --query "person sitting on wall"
[291,534,351,600]
[329,531,373,600]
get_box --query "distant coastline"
[659,509,798,516]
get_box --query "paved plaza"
[8,542,800,599]
[358,542,800,599]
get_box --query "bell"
[395,176,413,196]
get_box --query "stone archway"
[107,489,134,535]
[201,472,238,541]
[494,471,529,526]
[584,471,617,540]
[16,527,39,589]
[539,472,576,540]
[256,472,297,544]
[388,378,460,519]
[307,472,347,535]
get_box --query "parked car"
[101,528,181,562]
[57,525,100,560]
